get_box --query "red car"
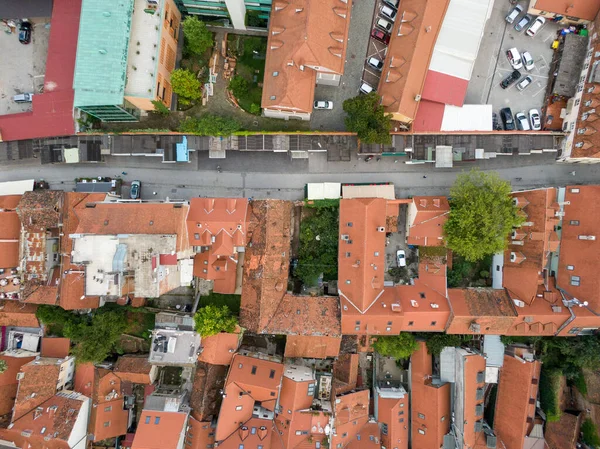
[371,28,390,45]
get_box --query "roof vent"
[415,94,421,101]
[430,303,439,309]
[513,299,525,308]
[552,306,562,313]
[377,227,385,232]
[578,235,596,240]
[410,300,419,308]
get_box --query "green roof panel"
[73,0,135,107]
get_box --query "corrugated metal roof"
[73,0,134,107]
[483,335,505,368]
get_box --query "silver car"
[505,4,523,23]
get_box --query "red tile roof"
[0,0,81,141]
[406,196,450,247]
[187,418,215,449]
[533,0,600,21]
[0,196,21,269]
[0,301,39,327]
[193,252,238,294]
[411,100,446,132]
[284,335,341,359]
[333,354,359,396]
[187,198,248,252]
[132,411,189,449]
[198,332,240,366]
[40,338,71,358]
[461,353,487,449]
[114,355,156,384]
[13,361,61,421]
[421,71,469,107]
[494,354,541,449]
[376,394,409,449]
[0,354,36,416]
[330,390,370,449]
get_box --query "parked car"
[515,112,531,130]
[500,70,521,89]
[130,180,141,199]
[506,48,523,70]
[516,75,533,91]
[515,14,532,31]
[529,109,542,130]
[12,93,33,103]
[383,0,399,8]
[526,16,546,36]
[376,17,393,33]
[367,57,384,71]
[359,82,374,94]
[505,4,523,23]
[380,5,397,21]
[371,28,390,45]
[500,107,515,130]
[19,20,32,44]
[397,250,406,267]
[521,51,534,71]
[314,100,333,110]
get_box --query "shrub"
[179,115,241,136]
[194,305,237,337]
[539,369,562,422]
[151,100,170,115]
[425,334,473,356]
[0,359,7,374]
[171,68,202,102]
[582,418,600,447]
[373,334,419,360]
[229,75,249,99]
[249,103,261,115]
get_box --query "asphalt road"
[0,152,598,201]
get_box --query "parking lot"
[361,0,390,89]
[0,19,50,116]
[465,0,560,128]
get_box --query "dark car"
[130,180,141,199]
[500,108,515,131]
[500,70,521,89]
[371,28,390,45]
[19,21,32,44]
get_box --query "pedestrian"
[571,171,576,176]
[423,175,427,179]
[122,171,127,175]
[153,191,157,195]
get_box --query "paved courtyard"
[311,0,377,131]
[465,0,560,123]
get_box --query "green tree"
[249,103,261,115]
[444,169,523,262]
[372,334,419,360]
[582,418,600,447]
[425,334,473,355]
[151,100,170,115]
[228,75,249,99]
[194,305,238,337]
[539,368,561,422]
[171,69,202,103]
[182,17,214,56]
[0,359,7,374]
[179,115,241,136]
[343,92,392,144]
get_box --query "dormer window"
[510,252,517,262]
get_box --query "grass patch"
[199,292,241,315]
[228,36,267,114]
[447,253,492,288]
[539,368,562,422]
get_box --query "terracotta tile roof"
[187,417,215,449]
[240,200,293,332]
[410,342,451,449]
[347,421,381,449]
[187,198,248,252]
[545,411,582,449]
[378,0,450,124]
[376,395,408,449]
[330,390,370,449]
[189,362,228,422]
[219,417,275,449]
[284,335,341,359]
[86,367,128,442]
[216,354,283,442]
[406,196,449,247]
[193,252,238,294]
[558,186,600,310]
[198,332,240,365]
[262,294,341,337]
[40,338,71,358]
[0,196,22,269]
[13,361,61,421]
[0,354,36,416]
[0,195,22,210]
[114,355,155,384]
[261,0,352,115]
[333,354,359,396]
[494,354,541,449]
[446,288,517,335]
[461,353,487,449]
[22,285,59,305]
[59,256,100,310]
[338,198,388,313]
[74,363,95,398]
[503,189,559,305]
[0,300,39,327]
[17,191,63,231]
[132,411,189,449]
[533,0,600,21]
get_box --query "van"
[359,82,374,94]
[13,93,33,103]
[376,17,393,33]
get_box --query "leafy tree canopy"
[170,69,202,102]
[342,92,392,144]
[444,169,523,262]
[182,17,214,56]
[0,359,7,374]
[228,75,249,99]
[194,305,238,337]
[372,333,419,360]
[425,334,473,355]
[179,115,241,136]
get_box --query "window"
[194,233,199,239]
[105,406,112,412]
[399,418,404,423]
[419,292,426,299]
[408,321,414,326]
[374,251,379,256]
[236,406,243,411]
[273,72,279,76]
[418,429,425,435]
[570,220,580,225]
[239,445,244,449]
[104,421,111,427]
[238,363,243,369]
[399,411,404,415]
[571,276,581,286]
[567,265,574,271]
[431,321,437,326]
[346,280,351,284]
[270,95,276,100]
[40,427,46,434]
[347,222,353,227]
[400,403,405,407]
[418,413,425,419]
[387,321,392,325]
[441,416,446,422]
[342,433,348,438]
[269,369,276,379]
[251,366,257,375]
[575,99,581,106]
[145,416,151,424]
[381,424,388,435]
[155,417,161,425]
[345,252,351,257]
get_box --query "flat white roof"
[342,184,395,200]
[0,179,34,195]
[428,0,494,81]
[441,104,493,131]
[307,183,341,200]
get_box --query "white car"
[380,5,397,21]
[396,250,406,267]
[505,4,523,23]
[521,51,534,71]
[359,82,374,94]
[506,48,523,70]
[515,112,530,131]
[516,75,533,91]
[314,101,333,110]
[376,17,393,33]
[526,16,546,37]
[529,109,542,130]
[367,57,384,71]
